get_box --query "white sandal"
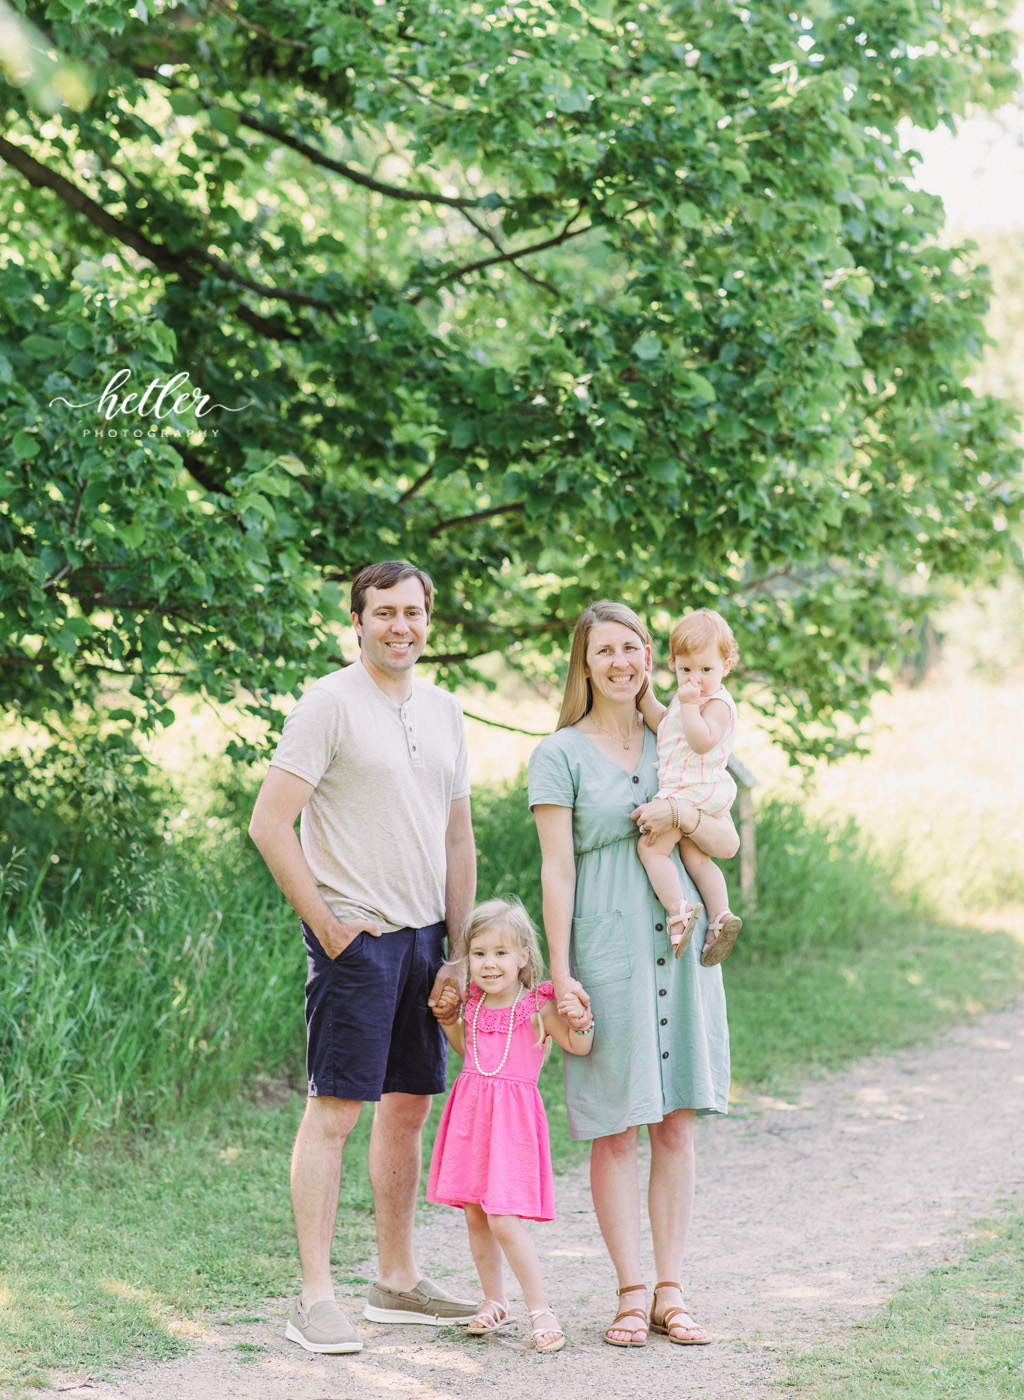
[700,911,742,967]
[528,1305,565,1353]
[466,1299,510,1334]
[668,902,702,959]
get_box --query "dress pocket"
[570,910,635,986]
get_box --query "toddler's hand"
[430,982,462,1023]
[676,676,702,706]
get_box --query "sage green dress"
[528,726,730,1140]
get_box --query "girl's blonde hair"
[556,600,651,730]
[464,897,550,1051]
[669,608,739,664]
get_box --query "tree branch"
[397,465,435,504]
[410,206,592,301]
[0,132,305,342]
[429,501,526,536]
[461,208,560,297]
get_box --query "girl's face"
[673,643,731,699]
[468,926,529,1004]
[584,622,650,705]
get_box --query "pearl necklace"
[470,984,522,1077]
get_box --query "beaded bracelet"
[572,1017,596,1036]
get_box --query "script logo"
[49,368,253,437]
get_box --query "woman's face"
[584,622,650,704]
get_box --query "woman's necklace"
[470,984,522,1077]
[587,710,642,750]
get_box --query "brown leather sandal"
[650,1281,711,1345]
[603,1282,648,1348]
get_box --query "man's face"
[352,578,429,678]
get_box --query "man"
[249,560,477,1354]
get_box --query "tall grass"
[2,769,1019,1166]
[0,847,303,1161]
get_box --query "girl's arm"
[439,1017,466,1058]
[533,804,591,1017]
[678,693,731,755]
[539,997,594,1057]
[638,684,668,733]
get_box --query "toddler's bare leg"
[678,837,729,924]
[487,1214,564,1350]
[638,831,702,955]
[679,837,741,965]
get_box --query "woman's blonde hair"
[555,600,651,730]
[464,897,550,1051]
[669,608,739,664]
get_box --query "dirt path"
[62,1000,1024,1400]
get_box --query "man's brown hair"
[350,560,435,620]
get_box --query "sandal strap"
[616,1282,646,1295]
[654,1280,681,1291]
[610,1307,648,1325]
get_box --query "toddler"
[638,608,742,966]
[427,898,593,1352]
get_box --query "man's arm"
[248,766,379,959]
[428,794,476,1021]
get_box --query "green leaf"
[12,431,40,460]
[22,334,60,359]
[632,334,662,361]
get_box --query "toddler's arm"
[638,683,668,732]
[678,690,731,755]
[541,995,595,1057]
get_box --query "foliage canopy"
[1,0,1021,758]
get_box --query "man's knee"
[375,1092,432,1135]
[301,1095,363,1146]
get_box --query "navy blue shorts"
[301,919,448,1101]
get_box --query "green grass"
[0,1097,377,1399]
[787,1206,1024,1397]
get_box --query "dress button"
[655,923,663,932]
[657,957,665,966]
[659,988,667,997]
[631,775,639,784]
[660,1017,667,1026]
[662,1051,669,1060]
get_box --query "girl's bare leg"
[590,1128,647,1343]
[464,1203,505,1306]
[486,1214,562,1345]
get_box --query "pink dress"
[427,982,556,1221]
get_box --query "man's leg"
[368,1090,432,1290]
[291,1095,363,1306]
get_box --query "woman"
[528,601,737,1348]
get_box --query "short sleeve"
[269,683,340,788]
[451,704,471,801]
[527,734,576,810]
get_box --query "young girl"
[426,898,593,1353]
[638,608,742,966]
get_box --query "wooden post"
[727,755,760,917]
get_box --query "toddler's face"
[672,642,731,699]
[468,927,529,1002]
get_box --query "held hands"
[553,973,591,1030]
[428,960,465,1025]
[559,989,592,1031]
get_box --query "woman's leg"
[647,1109,708,1343]
[590,1128,647,1343]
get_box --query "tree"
[2,0,1021,760]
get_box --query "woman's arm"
[630,798,740,859]
[532,804,591,1019]
[539,997,594,1057]
[637,684,668,733]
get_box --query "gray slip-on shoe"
[285,1298,363,1353]
[363,1276,479,1325]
